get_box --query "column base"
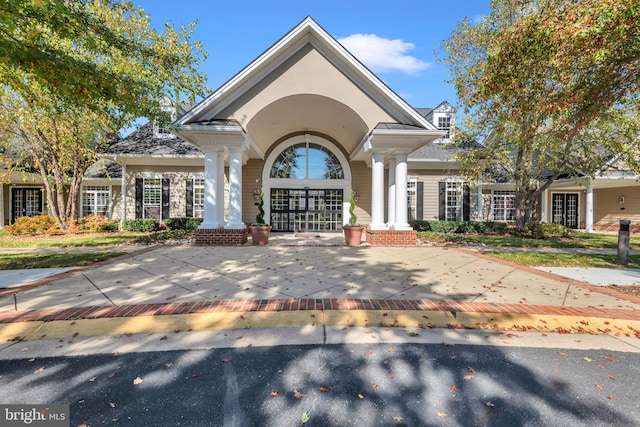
[365,229,417,246]
[195,227,248,246]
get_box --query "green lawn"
[0,231,144,248]
[485,252,640,268]
[0,252,125,269]
[419,231,640,250]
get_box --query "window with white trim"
[438,116,451,139]
[407,176,418,221]
[446,181,463,221]
[193,178,204,218]
[143,178,162,219]
[492,190,515,221]
[82,186,110,217]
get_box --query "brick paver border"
[2,298,640,325]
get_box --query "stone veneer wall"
[195,228,248,246]
[365,229,417,246]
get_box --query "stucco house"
[1,17,638,238]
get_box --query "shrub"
[5,215,59,235]
[101,221,120,232]
[165,217,203,231]
[409,220,431,231]
[541,223,571,237]
[72,215,114,232]
[121,219,160,232]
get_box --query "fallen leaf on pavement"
[221,358,230,363]
[608,375,616,380]
[583,357,593,362]
[437,412,448,417]
[485,401,495,407]
[301,411,310,423]
[463,375,474,380]
[109,402,116,408]
[557,351,568,356]
[165,363,173,368]
[595,384,604,390]
[607,394,615,400]
[270,391,280,397]
[450,385,457,392]
[160,336,168,341]
[604,354,617,361]
[393,416,403,422]
[467,366,476,374]
[293,389,304,399]
[133,376,143,385]
[319,385,331,392]
[34,367,45,374]
[89,377,97,382]
[372,383,379,390]
[358,394,364,399]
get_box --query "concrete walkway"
[1,234,640,343]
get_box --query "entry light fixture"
[253,188,261,200]
[353,190,360,202]
[618,196,625,205]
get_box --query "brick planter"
[195,228,248,246]
[365,229,417,246]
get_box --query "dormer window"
[154,97,177,138]
[438,116,451,139]
[154,123,173,139]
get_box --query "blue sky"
[134,0,490,110]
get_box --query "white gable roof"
[176,16,437,131]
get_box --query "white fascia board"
[176,19,315,126]
[310,26,437,130]
[176,17,438,130]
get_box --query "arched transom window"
[270,142,344,179]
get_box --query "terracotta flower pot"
[250,225,271,245]
[343,226,364,246]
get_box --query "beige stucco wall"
[594,187,640,228]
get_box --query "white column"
[0,183,4,229]
[586,182,594,232]
[120,162,126,229]
[387,156,396,227]
[394,153,411,230]
[225,147,244,229]
[369,152,386,229]
[477,186,483,220]
[215,152,225,225]
[200,148,224,229]
[540,189,548,223]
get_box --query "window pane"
[270,143,343,179]
[194,178,204,217]
[143,178,161,219]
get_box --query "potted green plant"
[343,189,364,246]
[250,188,271,245]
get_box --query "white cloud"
[337,33,432,75]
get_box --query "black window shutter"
[438,182,446,220]
[416,182,424,220]
[463,184,471,221]
[135,178,143,219]
[185,179,194,217]
[162,178,170,220]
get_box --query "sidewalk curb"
[3,309,640,342]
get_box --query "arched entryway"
[262,134,351,232]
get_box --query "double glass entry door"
[270,188,343,232]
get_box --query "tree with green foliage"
[441,0,640,227]
[0,0,208,231]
